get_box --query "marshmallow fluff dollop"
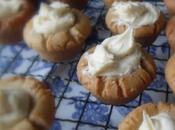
[139,111,175,130]
[0,0,23,19]
[86,28,142,76]
[33,2,75,34]
[0,88,32,129]
[111,2,160,28]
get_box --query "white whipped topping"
[33,2,75,34]
[86,28,142,76]
[0,0,23,19]
[139,111,175,130]
[0,88,31,129]
[111,2,160,28]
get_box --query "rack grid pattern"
[0,1,173,130]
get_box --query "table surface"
[0,0,173,130]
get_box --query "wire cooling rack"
[0,0,174,130]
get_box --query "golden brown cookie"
[164,0,175,16]
[165,54,175,94]
[105,4,166,46]
[104,0,141,7]
[0,0,35,44]
[118,103,175,130]
[48,0,88,9]
[77,46,156,105]
[166,16,175,52]
[23,6,92,62]
[0,76,55,130]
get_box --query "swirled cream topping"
[33,2,75,34]
[0,0,23,19]
[111,2,160,28]
[0,88,32,130]
[86,28,142,76]
[139,111,175,130]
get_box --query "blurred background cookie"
[0,76,55,130]
[23,1,92,62]
[0,0,35,44]
[166,16,175,51]
[103,0,141,7]
[165,54,175,95]
[119,103,175,130]
[106,1,166,46]
[164,0,175,16]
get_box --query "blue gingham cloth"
[0,0,173,130]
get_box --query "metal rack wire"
[0,0,173,130]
